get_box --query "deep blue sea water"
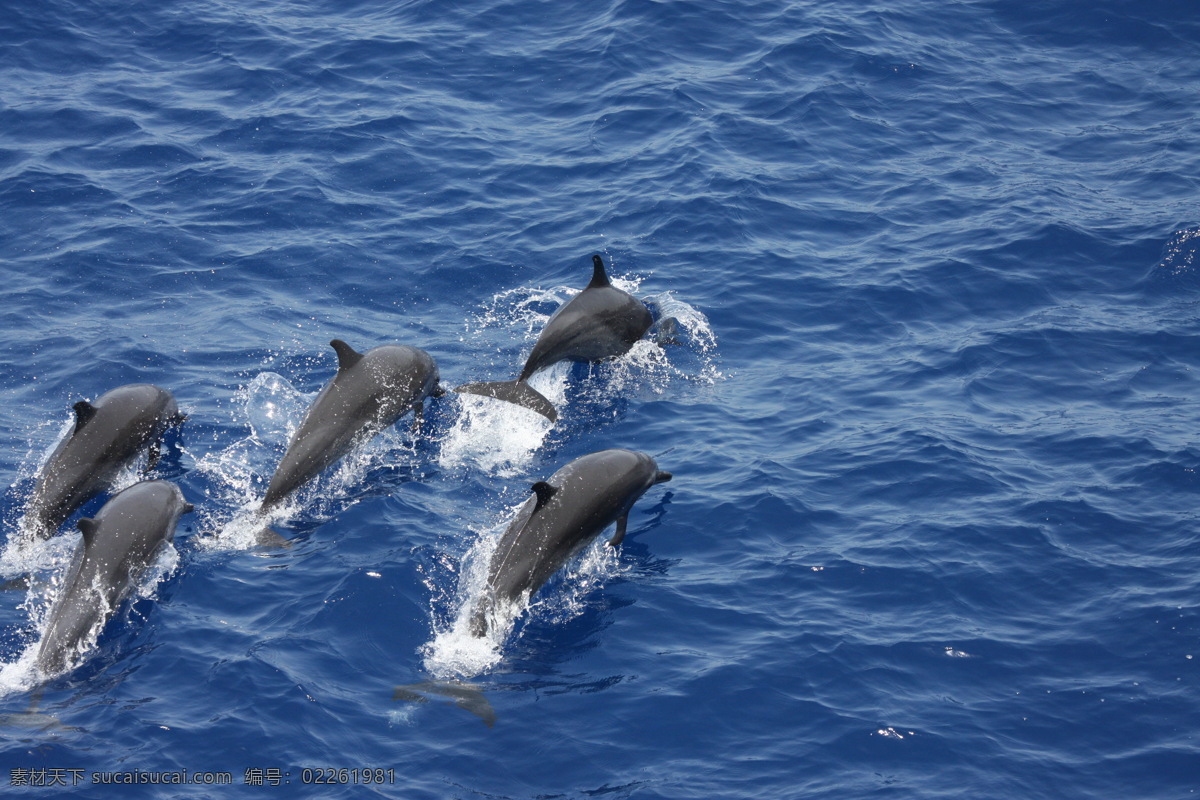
[0,0,1198,797]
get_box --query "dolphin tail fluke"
[453,380,558,423]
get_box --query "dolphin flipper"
[454,379,558,423]
[607,514,629,547]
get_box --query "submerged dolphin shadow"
[0,688,85,734]
[392,680,497,728]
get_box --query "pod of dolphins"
[12,255,676,680]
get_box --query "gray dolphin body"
[35,480,192,676]
[259,339,441,512]
[455,255,653,422]
[469,448,671,636]
[25,384,184,538]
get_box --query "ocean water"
[0,0,1198,797]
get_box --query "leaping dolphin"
[259,339,441,513]
[469,448,671,637]
[24,384,185,539]
[455,255,653,422]
[35,480,193,676]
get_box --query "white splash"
[0,537,179,695]
[0,646,42,698]
[1157,227,1200,275]
[0,532,74,696]
[436,364,567,478]
[243,371,308,443]
[186,372,305,549]
[648,289,717,351]
[420,518,510,679]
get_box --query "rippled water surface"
[1,0,1198,797]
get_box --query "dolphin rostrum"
[35,480,193,676]
[259,339,441,513]
[469,448,671,637]
[455,255,653,422]
[24,384,185,539]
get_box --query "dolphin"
[455,255,653,422]
[35,480,193,676]
[469,448,671,637]
[259,339,441,513]
[24,384,185,539]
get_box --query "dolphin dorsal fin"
[530,481,557,512]
[77,518,100,549]
[587,254,612,289]
[72,401,97,432]
[330,339,363,374]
